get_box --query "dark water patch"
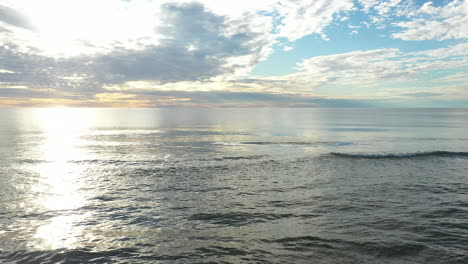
[0,248,138,264]
[329,127,388,132]
[357,241,427,258]
[264,236,338,250]
[165,130,250,136]
[15,159,47,164]
[421,207,468,219]
[266,236,428,259]
[126,164,231,178]
[239,141,352,146]
[330,151,468,159]
[70,159,168,166]
[203,186,237,192]
[94,195,117,202]
[213,155,267,161]
[411,137,468,141]
[398,183,466,195]
[266,199,325,210]
[189,212,295,226]
[196,245,249,256]
[241,141,313,145]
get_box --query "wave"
[330,151,468,159]
[213,141,352,146]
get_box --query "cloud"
[356,0,415,29]
[0,2,274,91]
[0,0,467,108]
[136,41,467,99]
[359,0,410,16]
[355,0,467,41]
[88,3,273,84]
[392,0,468,40]
[293,48,410,87]
[0,4,34,30]
[5,41,466,106]
[0,44,101,93]
[172,0,356,42]
[276,0,354,41]
[1,0,355,57]
[291,43,468,87]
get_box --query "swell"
[330,151,468,159]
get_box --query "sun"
[10,0,161,57]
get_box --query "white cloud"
[392,0,468,40]
[244,42,468,94]
[276,0,354,41]
[355,0,468,41]
[432,72,468,83]
[295,48,407,84]
[358,0,415,16]
[348,24,361,29]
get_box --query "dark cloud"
[0,45,102,94]
[0,88,86,99]
[0,5,34,30]
[92,3,270,84]
[0,88,52,98]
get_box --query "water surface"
[1,108,467,263]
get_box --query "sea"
[0,108,467,263]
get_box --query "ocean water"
[0,108,467,263]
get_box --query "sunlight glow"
[11,0,161,57]
[30,108,96,249]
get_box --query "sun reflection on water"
[29,108,95,250]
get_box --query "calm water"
[1,108,468,263]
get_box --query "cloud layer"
[0,0,467,107]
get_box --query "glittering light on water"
[29,108,96,250]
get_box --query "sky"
[0,0,467,107]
